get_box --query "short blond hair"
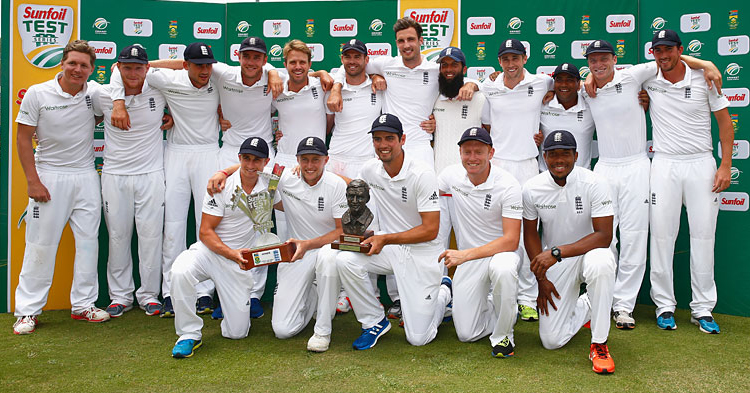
[62,39,96,67]
[283,39,311,62]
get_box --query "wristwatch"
[551,246,562,262]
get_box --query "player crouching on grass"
[170,137,274,358]
[522,131,617,374]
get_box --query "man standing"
[110,42,221,317]
[645,30,733,333]
[336,114,452,349]
[438,127,522,358]
[170,137,274,358]
[523,131,616,374]
[13,40,109,334]
[94,45,169,317]
[480,38,554,322]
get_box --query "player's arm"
[713,108,734,192]
[440,217,520,268]
[17,123,51,202]
[363,211,439,255]
[288,218,343,261]
[199,213,249,266]
[309,69,333,91]
[207,164,240,195]
[149,59,183,69]
[457,80,479,101]
[681,55,722,93]
[326,113,335,135]
[523,217,560,315]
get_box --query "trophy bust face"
[342,179,374,236]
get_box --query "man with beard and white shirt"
[480,38,554,323]
[110,42,222,317]
[13,40,109,335]
[644,29,732,334]
[438,127,522,358]
[583,39,722,330]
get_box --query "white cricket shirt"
[272,76,327,156]
[359,154,441,249]
[480,70,553,161]
[645,62,730,155]
[277,169,348,241]
[522,167,614,249]
[325,76,382,158]
[92,82,166,175]
[582,62,657,160]
[16,73,99,171]
[432,92,488,174]
[539,93,596,170]
[438,163,522,250]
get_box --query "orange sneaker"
[589,343,615,374]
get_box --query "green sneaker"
[518,304,539,322]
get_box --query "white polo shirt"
[438,163,522,250]
[277,169,348,240]
[272,76,327,156]
[432,92,489,174]
[92,82,166,175]
[325,76,382,158]
[539,93,596,170]
[212,62,276,148]
[110,67,220,147]
[582,62,657,160]
[522,167,614,249]
[201,171,278,250]
[480,70,553,161]
[645,62,730,155]
[16,73,99,171]
[362,56,440,146]
[359,154,441,249]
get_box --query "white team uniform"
[438,164,522,347]
[14,74,102,316]
[271,170,347,339]
[539,93,596,171]
[432,92,488,175]
[644,63,729,318]
[111,66,221,300]
[171,171,277,341]
[480,70,553,308]
[324,76,381,178]
[583,62,657,313]
[522,167,616,348]
[92,82,166,308]
[336,155,451,346]
[212,62,277,167]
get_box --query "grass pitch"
[2,305,749,392]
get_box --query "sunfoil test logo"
[405,8,455,60]
[18,4,74,69]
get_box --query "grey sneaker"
[613,311,635,329]
[106,303,132,318]
[142,302,162,316]
[387,300,401,319]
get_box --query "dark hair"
[393,17,422,38]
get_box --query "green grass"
[2,305,749,392]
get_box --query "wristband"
[219,170,229,177]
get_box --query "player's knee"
[455,327,480,343]
[540,335,564,350]
[489,252,520,282]
[272,323,298,339]
[335,252,358,274]
[405,328,435,346]
[583,248,616,279]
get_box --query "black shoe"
[196,296,213,314]
[492,337,514,358]
[161,296,174,318]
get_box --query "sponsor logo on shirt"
[535,203,556,209]
[384,71,407,79]
[282,189,302,201]
[429,191,439,201]
[207,198,218,208]
[450,186,469,197]
[368,182,385,191]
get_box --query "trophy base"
[241,241,297,270]
[331,231,374,253]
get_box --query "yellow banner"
[398,0,460,60]
[10,0,80,311]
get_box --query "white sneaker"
[307,333,331,352]
[613,310,635,329]
[336,296,351,314]
[71,306,111,323]
[13,315,38,335]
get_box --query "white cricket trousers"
[162,144,218,299]
[171,242,254,341]
[336,243,450,346]
[539,248,616,349]
[102,171,164,307]
[594,154,650,313]
[649,152,719,318]
[491,157,539,308]
[14,169,101,316]
[453,252,520,346]
[272,246,339,338]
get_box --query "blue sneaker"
[160,297,174,318]
[196,296,213,314]
[211,304,223,320]
[691,316,720,334]
[353,317,391,350]
[656,311,677,330]
[172,339,202,358]
[250,298,264,319]
[441,276,453,323]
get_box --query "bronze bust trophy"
[333,179,374,252]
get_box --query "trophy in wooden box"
[332,179,375,253]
